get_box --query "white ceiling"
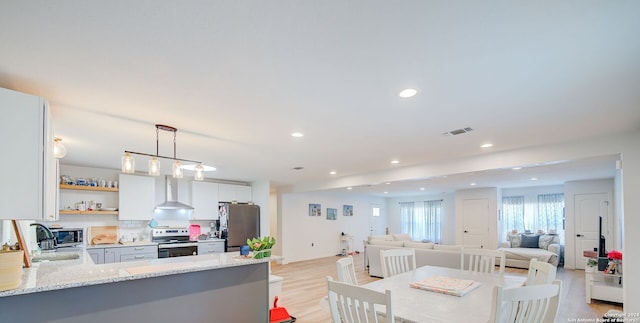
[1,1,638,197]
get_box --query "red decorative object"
[608,250,623,260]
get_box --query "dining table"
[361,265,527,323]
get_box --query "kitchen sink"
[31,248,81,262]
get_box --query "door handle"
[576,234,584,237]
[464,230,469,233]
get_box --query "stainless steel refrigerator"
[220,203,260,252]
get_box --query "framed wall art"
[327,208,337,220]
[343,205,353,216]
[309,203,321,217]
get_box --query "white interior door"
[574,193,609,269]
[369,204,385,236]
[462,198,489,248]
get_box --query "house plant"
[247,236,276,259]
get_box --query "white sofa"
[363,234,481,278]
[497,233,562,269]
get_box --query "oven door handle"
[158,242,198,248]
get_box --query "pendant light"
[122,152,135,173]
[194,163,205,181]
[148,156,160,176]
[173,160,183,178]
[53,137,67,159]
[122,124,212,180]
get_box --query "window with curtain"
[537,193,564,241]
[400,200,442,243]
[400,202,415,237]
[423,200,442,243]
[502,196,525,235]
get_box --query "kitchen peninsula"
[0,250,270,323]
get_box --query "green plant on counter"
[587,259,598,267]
[247,236,276,259]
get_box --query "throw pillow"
[520,234,540,248]
[508,234,522,248]
[368,235,393,243]
[392,234,412,241]
[538,234,560,250]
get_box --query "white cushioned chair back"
[526,258,557,286]
[336,256,358,285]
[380,248,416,278]
[460,248,506,275]
[327,276,394,323]
[488,281,561,323]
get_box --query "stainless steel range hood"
[155,175,194,211]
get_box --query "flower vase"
[253,249,271,259]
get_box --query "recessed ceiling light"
[470,182,477,186]
[291,132,304,138]
[329,171,337,175]
[384,191,388,194]
[390,160,399,164]
[385,182,391,185]
[420,187,425,191]
[480,143,493,148]
[512,167,522,170]
[347,187,353,190]
[530,177,538,181]
[398,88,417,98]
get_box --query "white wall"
[251,180,271,237]
[386,192,455,244]
[279,190,385,264]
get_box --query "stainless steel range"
[152,227,198,258]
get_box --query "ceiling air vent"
[442,127,473,136]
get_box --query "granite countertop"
[0,248,274,298]
[86,241,158,249]
[196,238,225,243]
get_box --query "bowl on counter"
[100,207,118,211]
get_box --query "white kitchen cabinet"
[191,181,220,220]
[88,245,158,264]
[117,245,157,262]
[218,183,252,203]
[87,248,105,264]
[0,87,57,220]
[198,240,225,254]
[119,174,155,220]
[104,248,118,264]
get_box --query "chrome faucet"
[30,223,57,250]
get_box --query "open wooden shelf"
[60,184,119,192]
[59,210,119,215]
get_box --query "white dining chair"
[487,280,561,323]
[460,248,506,275]
[380,248,416,278]
[336,255,358,285]
[525,258,557,286]
[327,276,394,323]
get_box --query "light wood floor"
[271,254,622,322]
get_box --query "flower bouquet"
[247,236,276,259]
[605,250,622,275]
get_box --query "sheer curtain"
[400,202,415,237]
[537,193,564,241]
[400,200,441,243]
[502,196,525,238]
[423,200,442,243]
